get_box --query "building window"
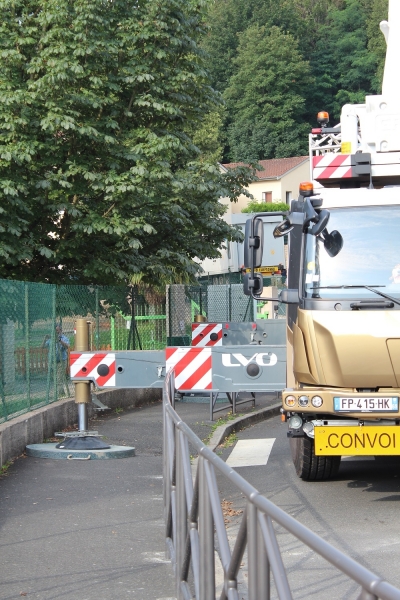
[262,191,272,202]
[286,191,292,203]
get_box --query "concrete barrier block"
[42,402,66,439]
[26,412,43,445]
[5,419,27,463]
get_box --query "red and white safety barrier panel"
[191,323,222,347]
[166,347,212,390]
[313,154,352,181]
[70,352,116,387]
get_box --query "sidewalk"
[0,391,279,600]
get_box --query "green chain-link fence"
[166,276,287,344]
[0,279,166,422]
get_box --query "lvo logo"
[222,353,278,367]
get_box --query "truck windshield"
[304,205,400,299]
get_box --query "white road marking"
[226,438,276,468]
[341,455,375,461]
[141,551,171,564]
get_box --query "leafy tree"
[191,105,226,164]
[309,0,379,120]
[366,0,388,92]
[224,25,313,161]
[202,0,261,93]
[0,0,255,285]
[203,0,345,95]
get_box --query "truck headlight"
[302,421,315,438]
[311,396,323,408]
[298,395,309,407]
[288,415,303,430]
[285,395,296,407]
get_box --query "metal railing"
[163,369,400,600]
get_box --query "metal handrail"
[163,369,400,600]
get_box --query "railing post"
[176,429,187,600]
[357,590,378,600]
[257,513,270,599]
[248,502,258,600]
[199,455,215,600]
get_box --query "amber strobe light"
[299,182,314,197]
[317,111,329,126]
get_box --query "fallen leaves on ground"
[221,499,243,524]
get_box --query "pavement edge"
[207,402,282,452]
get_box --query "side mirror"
[244,218,263,269]
[321,229,343,257]
[243,273,263,297]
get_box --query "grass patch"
[203,411,243,444]
[219,432,238,448]
[0,460,13,477]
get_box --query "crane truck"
[243,0,400,480]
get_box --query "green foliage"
[308,0,379,120]
[242,201,289,214]
[0,0,255,285]
[202,0,387,160]
[366,0,388,92]
[191,105,226,164]
[224,25,313,161]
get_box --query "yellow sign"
[314,426,400,456]
[246,266,280,275]
[341,141,352,154]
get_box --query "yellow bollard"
[74,319,91,430]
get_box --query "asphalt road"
[217,415,400,599]
[0,401,179,600]
[0,392,279,600]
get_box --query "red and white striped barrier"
[191,323,222,347]
[166,347,212,390]
[70,352,116,387]
[313,154,352,181]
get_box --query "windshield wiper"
[311,285,400,307]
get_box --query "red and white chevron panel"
[70,352,116,387]
[166,347,212,390]
[191,323,223,347]
[313,154,352,180]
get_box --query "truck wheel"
[290,436,341,481]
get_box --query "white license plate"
[334,397,399,412]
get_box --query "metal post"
[95,286,100,350]
[24,283,31,409]
[357,591,378,600]
[257,513,270,599]
[248,502,258,600]
[74,318,90,432]
[199,456,215,600]
[45,286,56,405]
[176,430,187,599]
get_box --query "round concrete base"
[26,443,135,460]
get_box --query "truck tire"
[290,436,341,481]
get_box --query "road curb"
[207,402,282,452]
